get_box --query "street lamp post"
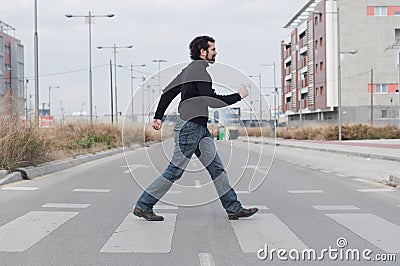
[249,75,262,125]
[118,63,146,123]
[65,11,114,124]
[152,59,167,95]
[34,0,40,126]
[261,62,277,127]
[98,44,133,124]
[48,85,59,116]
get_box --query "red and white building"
[0,20,24,116]
[281,0,400,126]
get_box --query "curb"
[0,147,130,186]
[241,138,400,163]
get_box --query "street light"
[48,85,59,115]
[98,44,133,124]
[261,62,277,127]
[65,11,114,124]
[34,0,40,126]
[118,63,146,122]
[152,59,167,95]
[249,74,262,125]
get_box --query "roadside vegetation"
[240,124,400,140]
[0,101,173,170]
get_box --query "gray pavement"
[0,140,399,265]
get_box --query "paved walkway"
[238,136,400,162]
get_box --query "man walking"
[134,35,258,221]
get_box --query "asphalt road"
[0,140,399,265]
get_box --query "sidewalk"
[238,136,400,185]
[239,136,400,162]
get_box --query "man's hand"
[152,119,163,130]
[238,86,249,99]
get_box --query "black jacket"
[154,60,241,125]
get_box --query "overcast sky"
[2,0,306,120]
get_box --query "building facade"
[0,20,24,117]
[281,0,400,126]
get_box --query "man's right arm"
[153,73,182,120]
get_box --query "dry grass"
[0,98,173,169]
[277,124,400,140]
[239,127,274,137]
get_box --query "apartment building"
[0,20,24,116]
[281,0,400,126]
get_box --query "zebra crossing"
[0,201,399,257]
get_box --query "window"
[320,62,324,71]
[381,110,388,118]
[315,40,318,49]
[320,37,323,46]
[376,84,387,93]
[315,64,319,73]
[374,6,387,16]
[316,88,318,96]
[320,87,323,95]
[315,16,318,25]
[395,11,400,16]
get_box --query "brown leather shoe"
[133,207,164,221]
[228,208,258,220]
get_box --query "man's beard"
[207,56,216,64]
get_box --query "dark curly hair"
[189,36,215,60]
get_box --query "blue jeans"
[135,118,243,215]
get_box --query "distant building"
[281,0,400,126]
[0,20,24,116]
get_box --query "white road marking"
[42,203,90,209]
[0,211,78,252]
[353,178,372,184]
[100,213,177,253]
[242,205,269,210]
[199,253,216,266]
[321,170,332,173]
[288,190,324,194]
[312,205,360,211]
[335,174,348,177]
[230,214,308,253]
[123,164,149,174]
[195,180,201,189]
[236,191,251,194]
[73,188,110,193]
[356,188,395,193]
[166,191,181,194]
[1,186,39,191]
[327,213,400,253]
[153,205,178,210]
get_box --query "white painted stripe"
[73,188,110,193]
[194,180,201,189]
[1,187,39,191]
[199,253,215,266]
[312,205,360,211]
[288,190,324,194]
[100,213,177,253]
[230,214,308,253]
[242,205,269,210]
[0,211,78,252]
[353,178,371,184]
[42,203,90,209]
[153,205,178,210]
[357,189,395,193]
[166,191,181,194]
[236,191,251,194]
[326,213,400,253]
[335,174,348,177]
[321,170,332,173]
